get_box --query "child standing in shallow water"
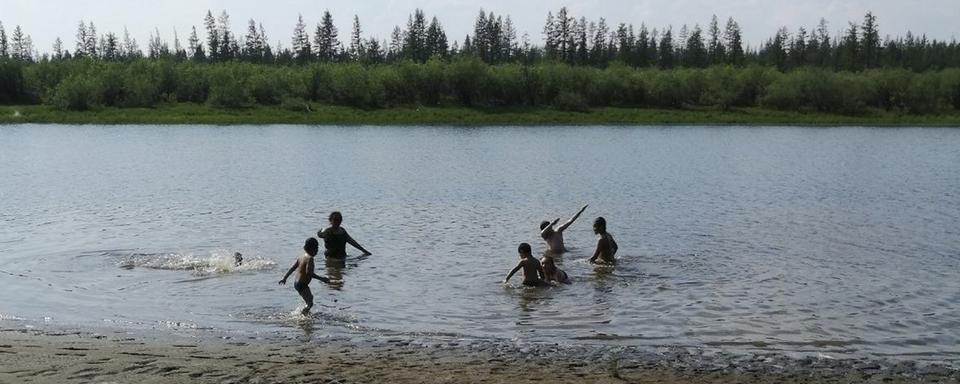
[279,238,330,315]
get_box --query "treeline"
[0,8,958,71]
[3,58,959,115]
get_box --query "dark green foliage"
[0,60,24,103]
[2,58,958,116]
[49,75,100,110]
[553,91,588,112]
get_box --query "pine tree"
[86,22,98,58]
[11,25,29,61]
[708,15,726,65]
[349,15,363,60]
[404,9,427,61]
[591,18,608,65]
[389,26,403,60]
[188,26,203,60]
[542,12,557,59]
[503,16,517,60]
[314,10,338,61]
[245,19,261,60]
[574,17,589,65]
[659,27,674,68]
[556,7,573,61]
[636,24,650,66]
[204,10,219,59]
[860,11,880,68]
[425,17,448,58]
[724,17,744,65]
[52,37,63,59]
[75,21,88,57]
[0,22,7,58]
[840,22,860,70]
[123,27,141,58]
[789,27,807,67]
[814,18,831,67]
[103,33,119,60]
[291,14,310,61]
[684,25,707,67]
[218,11,233,59]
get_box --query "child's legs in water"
[294,282,314,309]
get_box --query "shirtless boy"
[540,204,588,253]
[589,217,618,264]
[503,243,547,287]
[279,238,331,315]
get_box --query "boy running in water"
[279,238,331,315]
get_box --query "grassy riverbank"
[2,104,960,126]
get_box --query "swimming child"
[234,252,243,266]
[589,217,618,264]
[540,204,588,254]
[503,243,548,287]
[317,211,372,259]
[541,254,571,284]
[279,238,332,315]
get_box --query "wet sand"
[1,327,957,384]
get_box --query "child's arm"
[589,238,604,263]
[279,260,299,285]
[503,263,522,283]
[345,232,372,256]
[610,235,618,256]
[557,204,588,232]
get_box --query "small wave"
[116,250,276,275]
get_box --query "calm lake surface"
[1,124,958,363]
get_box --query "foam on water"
[115,250,276,275]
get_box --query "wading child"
[589,217,618,264]
[503,243,547,287]
[541,254,571,284]
[279,238,331,315]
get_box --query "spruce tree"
[314,10,338,61]
[861,12,880,68]
[349,15,363,60]
[659,27,674,68]
[708,15,726,65]
[291,14,310,61]
[218,11,233,59]
[188,26,204,60]
[684,25,707,67]
[204,11,219,60]
[0,22,7,58]
[75,21,88,57]
[724,18,744,65]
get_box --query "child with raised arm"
[589,217,618,264]
[540,204,588,254]
[279,237,331,315]
[503,243,548,287]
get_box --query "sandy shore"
[1,326,957,384]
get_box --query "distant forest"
[1,7,959,114]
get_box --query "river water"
[1,124,958,364]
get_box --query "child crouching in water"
[541,255,571,284]
[279,237,331,315]
[503,243,548,287]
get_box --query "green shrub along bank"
[2,57,960,117]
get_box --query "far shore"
[2,104,960,126]
[1,325,956,384]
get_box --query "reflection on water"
[1,124,959,364]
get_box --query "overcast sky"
[1,0,957,54]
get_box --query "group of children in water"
[280,206,616,314]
